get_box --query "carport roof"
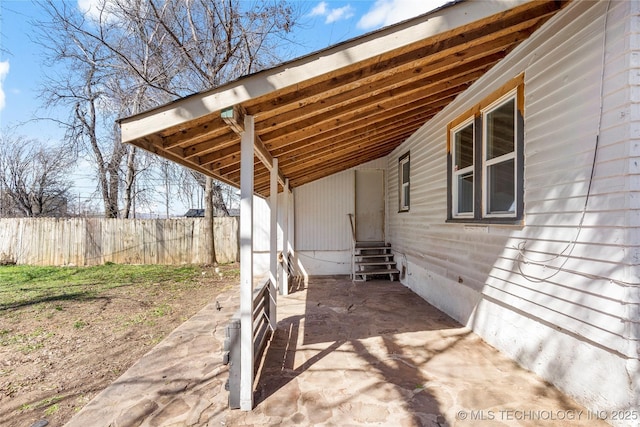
[119,0,567,197]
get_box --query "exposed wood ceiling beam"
[221,105,286,188]
[119,1,568,198]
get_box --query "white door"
[355,169,385,242]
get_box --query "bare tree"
[36,4,128,218]
[0,133,74,218]
[36,0,298,254]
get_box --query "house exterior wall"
[292,158,387,277]
[386,1,639,423]
[252,188,295,280]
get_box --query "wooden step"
[355,252,392,257]
[355,253,393,259]
[355,241,387,247]
[353,268,400,282]
[356,261,397,266]
[355,268,399,274]
[352,241,398,282]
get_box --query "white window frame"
[451,118,475,218]
[482,91,517,218]
[399,153,410,212]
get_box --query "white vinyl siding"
[390,0,629,354]
[294,158,387,275]
[387,0,637,418]
[295,171,354,252]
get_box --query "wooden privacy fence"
[0,217,239,266]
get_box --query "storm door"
[355,169,385,242]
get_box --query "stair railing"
[347,213,356,279]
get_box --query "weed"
[123,313,146,327]
[73,320,87,329]
[152,303,171,317]
[20,395,65,412]
[1,328,53,353]
[44,403,59,416]
[0,330,15,347]
[147,335,163,346]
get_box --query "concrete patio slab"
[65,277,609,427]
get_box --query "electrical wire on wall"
[514,0,611,284]
[296,251,351,265]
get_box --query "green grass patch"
[120,302,172,329]
[73,320,87,329]
[44,403,60,416]
[20,395,66,412]
[151,303,172,317]
[0,327,54,353]
[0,264,203,311]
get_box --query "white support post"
[239,115,254,411]
[280,179,290,296]
[269,158,278,329]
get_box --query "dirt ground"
[0,264,237,427]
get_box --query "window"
[447,75,524,223]
[399,152,410,212]
[484,97,516,216]
[452,119,474,217]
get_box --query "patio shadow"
[254,276,467,425]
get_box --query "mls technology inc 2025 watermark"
[455,409,639,423]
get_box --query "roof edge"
[120,0,534,143]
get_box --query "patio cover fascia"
[119,0,567,198]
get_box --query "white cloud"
[357,0,448,30]
[309,1,355,24]
[326,5,355,24]
[310,1,328,17]
[0,61,9,112]
[77,0,121,23]
[77,0,101,19]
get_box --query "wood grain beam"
[221,105,286,187]
[263,85,464,155]
[253,50,505,136]
[245,6,557,124]
[217,96,448,179]
[161,115,228,149]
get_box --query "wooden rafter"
[121,0,568,198]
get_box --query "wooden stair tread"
[355,269,400,275]
[356,261,397,266]
[352,241,399,282]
